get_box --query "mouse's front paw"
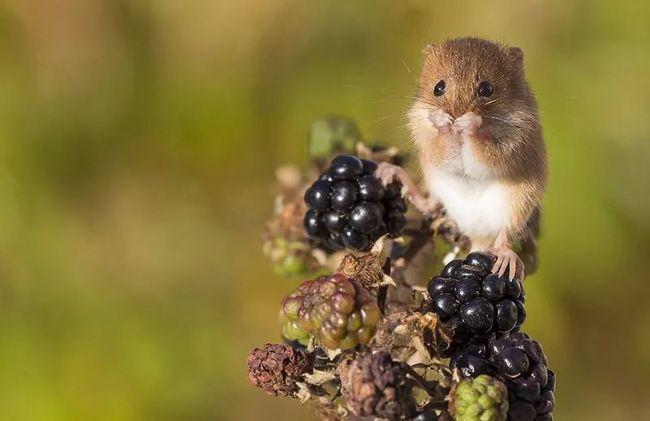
[489,246,525,280]
[428,109,453,134]
[375,163,434,215]
[374,162,407,187]
[453,112,483,137]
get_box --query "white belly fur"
[425,167,511,241]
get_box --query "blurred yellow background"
[0,0,648,420]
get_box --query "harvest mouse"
[376,37,547,280]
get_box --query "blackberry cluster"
[451,333,555,421]
[280,274,381,350]
[304,155,407,251]
[427,252,526,337]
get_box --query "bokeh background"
[0,0,648,420]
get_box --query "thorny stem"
[392,218,435,267]
[403,364,450,402]
[313,397,345,421]
[411,361,453,380]
[391,207,470,272]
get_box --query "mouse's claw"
[374,162,402,186]
[489,246,525,280]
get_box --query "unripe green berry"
[279,274,380,350]
[450,375,509,421]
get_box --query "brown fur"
[414,37,547,246]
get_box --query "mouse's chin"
[451,126,468,138]
[458,127,491,142]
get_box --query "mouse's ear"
[507,47,524,69]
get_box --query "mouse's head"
[418,38,529,118]
[409,37,541,167]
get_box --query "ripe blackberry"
[490,333,555,421]
[450,340,496,379]
[304,155,408,251]
[449,375,509,421]
[426,252,526,337]
[279,274,381,350]
[451,333,555,421]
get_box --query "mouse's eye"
[433,80,446,97]
[477,81,494,97]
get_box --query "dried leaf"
[307,337,316,353]
[304,370,338,386]
[355,142,400,162]
[296,382,313,404]
[442,246,461,264]
[378,273,397,287]
[337,251,385,292]
[314,396,348,421]
[325,348,342,360]
[394,324,409,336]
[311,248,328,266]
[275,165,302,190]
[370,235,390,258]
[411,336,433,365]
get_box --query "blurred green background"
[0,0,648,420]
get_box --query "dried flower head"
[339,351,416,419]
[247,343,311,397]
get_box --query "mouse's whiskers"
[483,115,517,129]
[482,98,505,107]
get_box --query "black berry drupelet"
[426,252,526,337]
[451,333,556,421]
[304,155,408,251]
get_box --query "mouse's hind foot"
[489,246,525,280]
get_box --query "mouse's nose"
[449,104,469,119]
[448,95,474,118]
